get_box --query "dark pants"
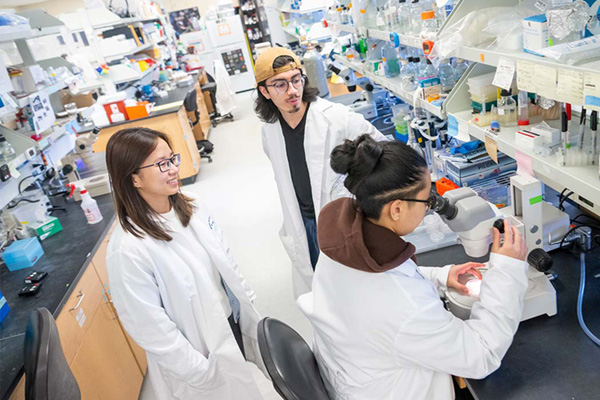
[228,314,245,359]
[302,215,320,270]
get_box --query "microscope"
[431,187,559,322]
[328,63,388,120]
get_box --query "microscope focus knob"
[493,219,505,234]
[527,248,553,273]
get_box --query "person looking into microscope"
[298,135,529,400]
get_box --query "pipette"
[591,111,598,165]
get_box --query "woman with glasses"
[105,128,266,400]
[297,134,529,400]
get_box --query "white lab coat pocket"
[279,229,297,262]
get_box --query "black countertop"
[418,242,600,400]
[0,194,115,399]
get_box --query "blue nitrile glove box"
[0,290,9,323]
[2,237,44,271]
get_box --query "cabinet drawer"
[55,265,104,364]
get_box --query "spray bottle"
[68,184,103,224]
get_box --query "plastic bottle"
[400,58,417,91]
[347,3,354,25]
[438,59,455,94]
[376,7,386,29]
[497,89,517,127]
[385,0,397,29]
[409,0,422,35]
[69,184,103,225]
[420,9,437,40]
[453,58,468,82]
[383,43,401,78]
[0,135,16,162]
[396,0,410,34]
[517,90,530,126]
[418,58,437,79]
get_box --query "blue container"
[2,237,44,271]
[0,290,9,323]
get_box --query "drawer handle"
[70,291,86,311]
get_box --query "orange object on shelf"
[436,177,459,196]
[125,101,151,120]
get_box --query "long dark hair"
[106,127,194,241]
[330,135,428,219]
[254,55,320,123]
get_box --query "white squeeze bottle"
[69,184,103,224]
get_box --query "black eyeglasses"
[397,191,437,212]
[265,75,305,94]
[138,154,181,173]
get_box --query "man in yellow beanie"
[253,46,385,299]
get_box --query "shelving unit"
[445,63,600,213]
[333,54,445,118]
[240,0,271,59]
[14,79,69,108]
[284,25,332,43]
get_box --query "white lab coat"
[298,253,528,400]
[214,59,236,116]
[106,198,266,400]
[261,97,386,299]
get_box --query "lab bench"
[91,71,212,184]
[0,194,146,400]
[418,244,600,400]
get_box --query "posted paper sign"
[534,65,558,99]
[557,69,585,105]
[583,72,600,112]
[516,60,537,93]
[484,131,499,164]
[29,92,55,134]
[493,58,516,91]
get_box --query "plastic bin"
[2,237,44,271]
[0,290,9,323]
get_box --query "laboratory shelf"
[277,5,325,14]
[450,109,600,213]
[110,63,158,85]
[367,28,424,49]
[283,27,331,42]
[328,22,356,35]
[455,45,600,76]
[333,54,446,119]
[14,79,69,108]
[104,42,154,63]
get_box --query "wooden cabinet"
[91,229,148,374]
[93,109,201,181]
[10,225,146,400]
[55,262,105,365]
[69,301,142,400]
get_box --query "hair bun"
[330,134,384,194]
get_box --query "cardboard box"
[523,14,549,56]
[30,216,63,241]
[61,92,95,109]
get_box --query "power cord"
[561,227,600,346]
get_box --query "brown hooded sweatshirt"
[317,197,417,273]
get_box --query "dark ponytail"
[330,134,428,219]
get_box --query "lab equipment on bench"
[2,237,44,271]
[431,185,562,321]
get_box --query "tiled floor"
[185,90,313,399]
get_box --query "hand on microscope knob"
[447,262,484,295]
[491,220,528,261]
